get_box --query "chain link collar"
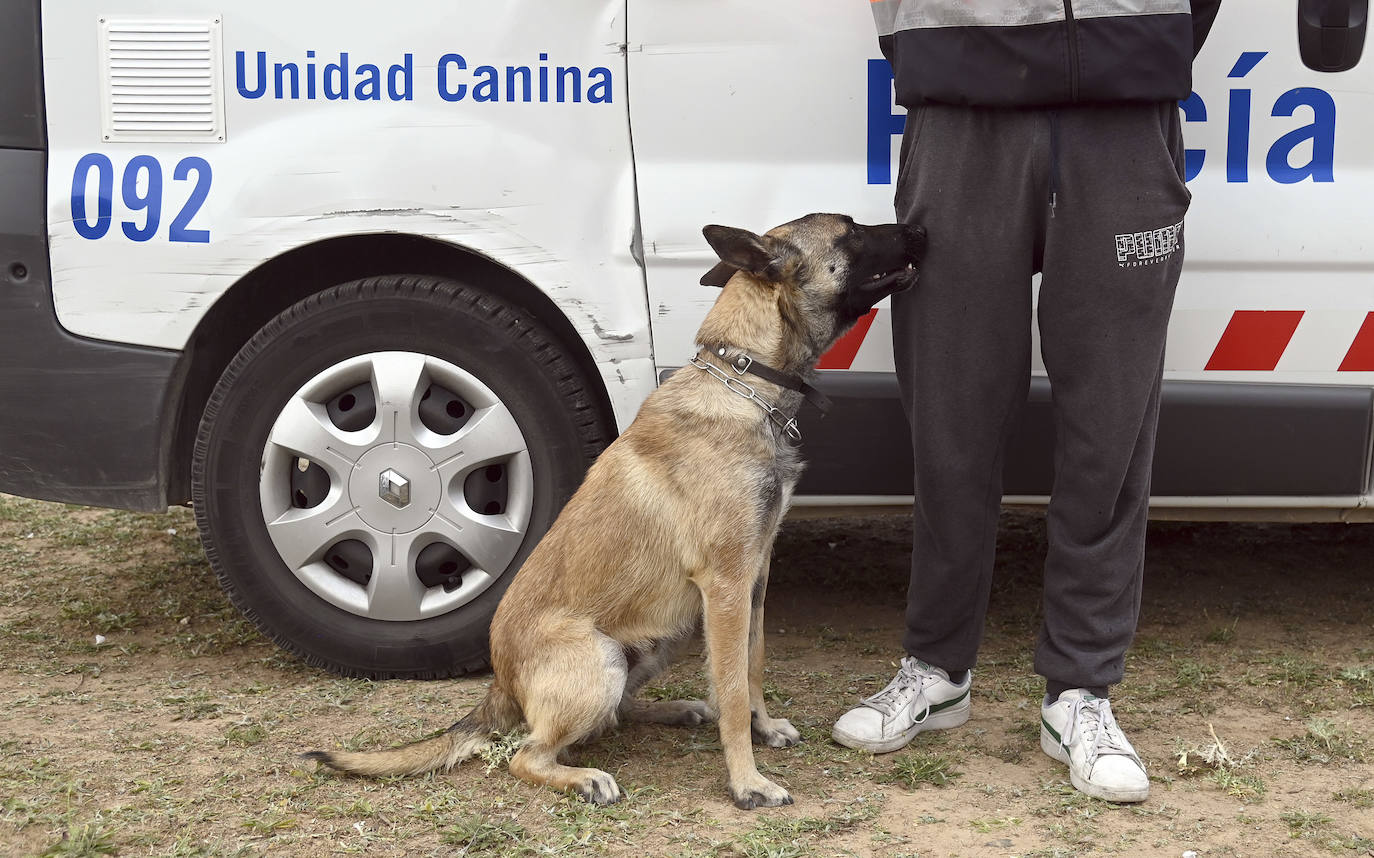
[689,353,802,443]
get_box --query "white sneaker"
[831,657,971,753]
[1040,689,1149,802]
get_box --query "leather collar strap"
[705,345,833,415]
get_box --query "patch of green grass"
[1260,656,1330,689]
[440,814,531,855]
[223,722,268,746]
[1171,658,1226,693]
[58,600,138,634]
[880,750,961,788]
[316,798,377,819]
[1208,768,1266,801]
[241,812,297,832]
[641,678,706,702]
[1273,717,1367,764]
[1334,833,1374,853]
[39,822,120,857]
[1279,808,1333,839]
[1204,619,1239,644]
[1332,786,1374,807]
[729,795,884,858]
[1339,664,1374,706]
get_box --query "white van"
[1,1,1368,676]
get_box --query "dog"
[304,213,926,809]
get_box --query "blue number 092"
[70,154,211,243]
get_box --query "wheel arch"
[162,232,617,505]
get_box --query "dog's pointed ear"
[702,225,794,284]
[699,260,737,288]
[703,225,772,272]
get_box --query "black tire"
[191,275,610,678]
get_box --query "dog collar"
[690,346,832,443]
[701,345,833,415]
[690,353,802,442]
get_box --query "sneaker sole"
[830,696,971,754]
[1039,727,1149,803]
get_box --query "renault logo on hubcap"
[379,469,411,508]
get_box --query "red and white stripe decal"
[816,309,1374,373]
[1203,311,1305,371]
[816,309,877,370]
[1338,312,1374,372]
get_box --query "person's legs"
[893,105,1045,674]
[834,105,1046,752]
[1036,101,1189,695]
[1035,101,1191,801]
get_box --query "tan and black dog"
[304,213,925,809]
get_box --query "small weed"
[1172,658,1225,691]
[1174,723,1260,785]
[730,795,884,858]
[241,812,296,832]
[476,730,527,773]
[440,814,530,855]
[1335,833,1374,853]
[1204,619,1239,643]
[40,822,120,857]
[1261,656,1329,689]
[1339,665,1374,706]
[1332,786,1374,807]
[1279,808,1332,839]
[224,722,268,746]
[881,751,961,788]
[1273,717,1367,764]
[1208,768,1266,800]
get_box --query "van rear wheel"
[191,275,608,678]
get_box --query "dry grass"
[1,497,1373,856]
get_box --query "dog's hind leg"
[746,560,801,748]
[508,628,628,805]
[618,631,712,727]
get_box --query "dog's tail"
[302,685,523,778]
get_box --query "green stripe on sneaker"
[1041,716,1063,745]
[928,689,970,714]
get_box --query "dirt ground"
[1,494,1372,858]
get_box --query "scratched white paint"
[43,0,655,428]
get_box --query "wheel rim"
[258,351,534,621]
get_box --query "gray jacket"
[871,0,1223,108]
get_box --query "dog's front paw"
[751,714,802,748]
[573,769,623,806]
[729,773,793,810]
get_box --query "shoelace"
[861,657,936,720]
[1061,696,1135,764]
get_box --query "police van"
[1,1,1368,677]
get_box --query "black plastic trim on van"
[787,372,1373,498]
[0,0,45,151]
[0,7,181,513]
[0,149,181,511]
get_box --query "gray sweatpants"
[892,102,1190,692]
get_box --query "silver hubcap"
[258,352,534,621]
